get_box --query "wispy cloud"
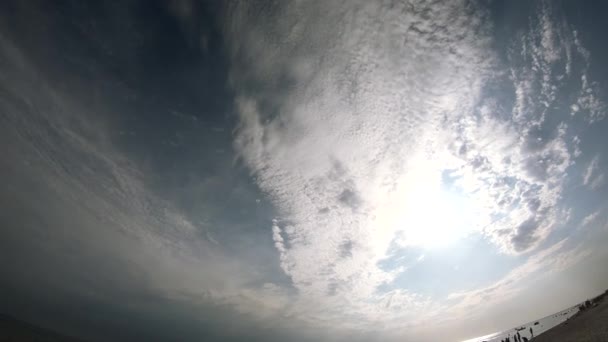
[583,155,605,190]
[0,29,266,326]
[581,210,601,228]
[446,238,591,318]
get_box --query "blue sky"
[0,1,608,342]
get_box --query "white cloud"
[583,156,598,185]
[572,31,606,124]
[581,210,600,228]
[224,0,602,338]
[583,155,605,189]
[229,0,494,311]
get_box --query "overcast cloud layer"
[1,1,608,342]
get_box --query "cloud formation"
[0,24,292,340]
[1,1,607,341]
[228,0,494,324]
[583,155,605,190]
[225,0,606,337]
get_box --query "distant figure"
[506,336,510,342]
[529,327,534,338]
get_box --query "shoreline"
[531,290,608,342]
[463,289,608,342]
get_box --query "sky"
[0,1,608,341]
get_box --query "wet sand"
[533,296,608,342]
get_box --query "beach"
[462,290,608,342]
[532,293,608,342]
[461,307,579,342]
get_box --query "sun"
[382,164,481,250]
[402,183,476,248]
[372,163,483,255]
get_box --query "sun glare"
[406,186,475,248]
[393,167,480,249]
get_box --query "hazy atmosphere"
[1,1,608,341]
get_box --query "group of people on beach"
[500,327,533,342]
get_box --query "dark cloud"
[339,240,355,258]
[337,188,362,210]
[0,1,291,341]
[327,282,339,296]
[511,219,540,252]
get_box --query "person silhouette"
[529,327,533,338]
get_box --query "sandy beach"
[532,294,608,342]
